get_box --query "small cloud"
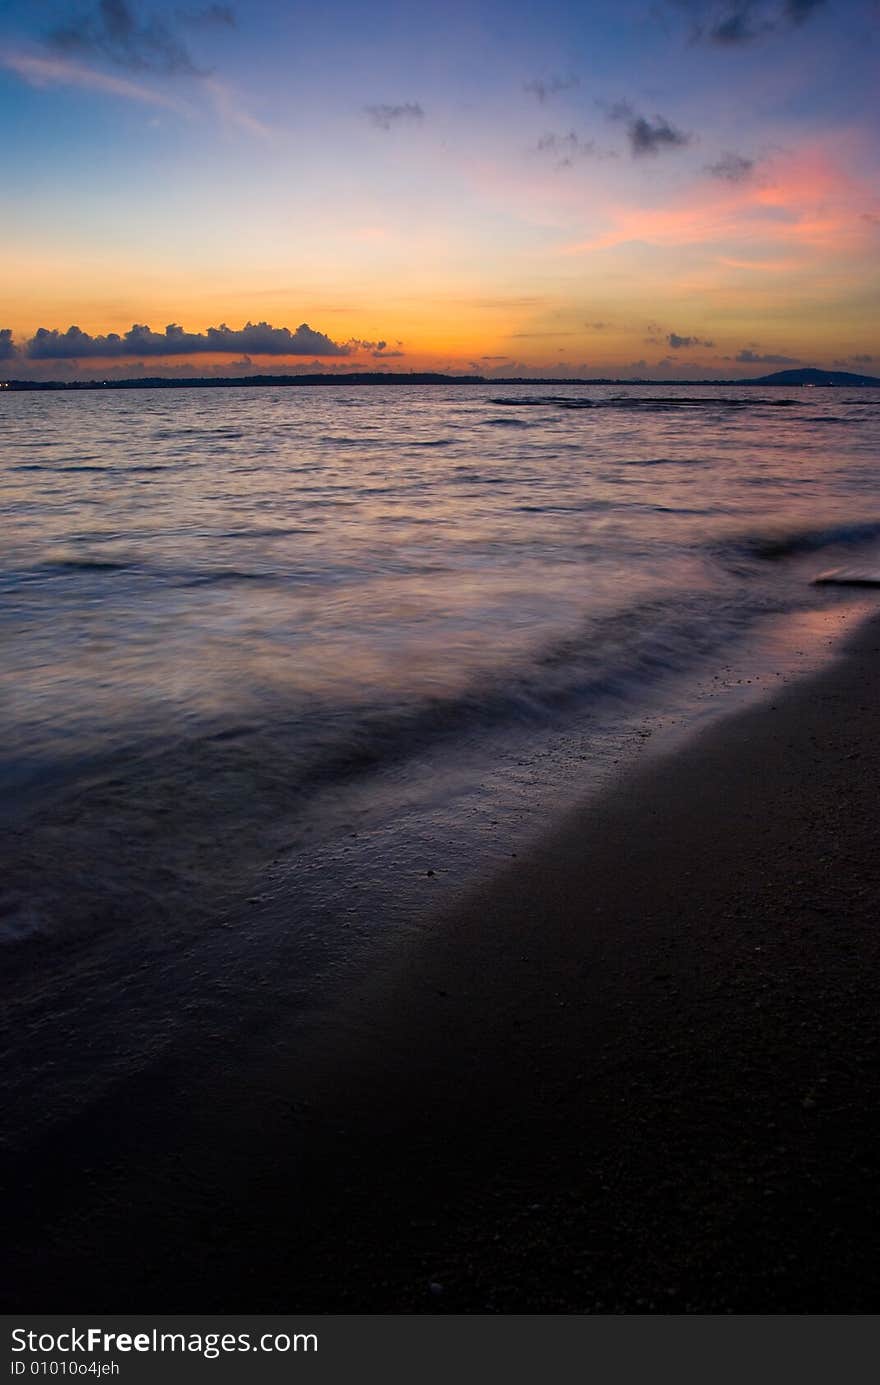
[735,348,801,364]
[1,49,187,111]
[587,321,610,330]
[706,151,754,182]
[364,102,424,131]
[668,332,715,348]
[607,101,692,157]
[833,354,874,366]
[679,0,827,46]
[524,74,580,103]
[0,328,17,361]
[861,212,880,225]
[371,339,405,358]
[710,7,769,43]
[48,0,204,77]
[25,321,351,359]
[535,131,606,167]
[348,337,405,358]
[481,354,510,360]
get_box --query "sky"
[1,0,878,380]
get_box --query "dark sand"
[4,612,880,1313]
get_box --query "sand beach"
[5,607,880,1312]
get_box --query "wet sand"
[4,611,880,1312]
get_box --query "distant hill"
[4,366,880,391]
[749,367,880,387]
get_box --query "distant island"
[2,367,878,391]
[747,367,880,387]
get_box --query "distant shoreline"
[2,368,879,391]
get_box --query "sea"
[2,382,880,1140]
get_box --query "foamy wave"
[744,521,880,560]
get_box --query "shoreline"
[5,606,880,1311]
[3,372,879,391]
[0,597,867,1150]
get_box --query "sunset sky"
[1,0,878,379]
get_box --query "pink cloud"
[563,143,877,261]
[0,48,186,112]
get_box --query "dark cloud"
[362,339,406,359]
[48,0,205,76]
[706,151,755,182]
[524,74,580,103]
[347,338,405,358]
[607,101,692,157]
[668,332,715,348]
[0,328,16,361]
[675,0,827,46]
[587,322,610,330]
[783,0,826,25]
[833,353,874,366]
[364,103,424,131]
[735,348,801,364]
[25,321,351,359]
[711,5,768,42]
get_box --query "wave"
[182,568,283,586]
[481,416,536,427]
[11,463,107,473]
[813,568,880,587]
[488,395,595,409]
[214,526,312,539]
[43,557,133,573]
[488,395,800,412]
[10,460,185,475]
[743,520,880,560]
[624,457,709,468]
[263,589,774,797]
[1,583,770,836]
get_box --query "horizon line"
[3,367,880,391]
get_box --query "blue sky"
[1,0,878,377]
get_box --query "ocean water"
[2,382,880,1137]
[4,383,880,791]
